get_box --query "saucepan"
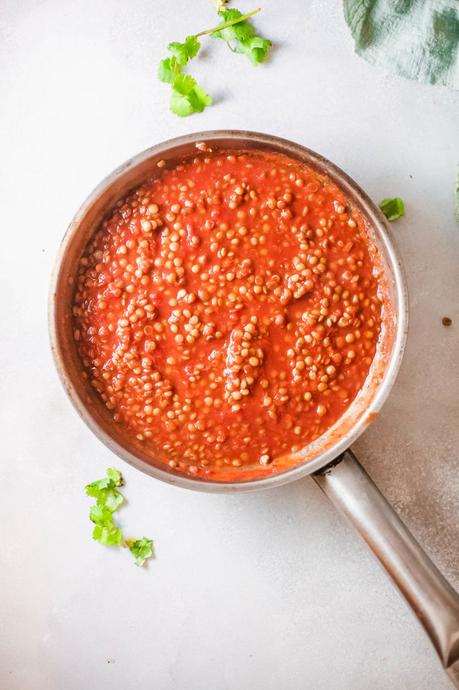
[49,130,459,685]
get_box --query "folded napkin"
[344,0,459,89]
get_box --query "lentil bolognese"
[72,148,383,481]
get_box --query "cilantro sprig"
[85,468,155,567]
[158,6,272,116]
[379,197,405,221]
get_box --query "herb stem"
[195,8,261,37]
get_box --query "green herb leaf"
[168,35,201,66]
[169,73,212,116]
[171,71,199,95]
[85,476,112,496]
[102,487,124,512]
[379,198,405,221]
[212,9,255,42]
[107,467,123,486]
[158,57,175,84]
[90,504,114,526]
[212,8,272,64]
[169,91,194,117]
[127,537,155,567]
[92,524,124,546]
[85,470,124,512]
[234,35,272,65]
[90,505,123,546]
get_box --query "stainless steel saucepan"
[49,131,459,685]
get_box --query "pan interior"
[50,131,407,493]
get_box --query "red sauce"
[73,149,382,481]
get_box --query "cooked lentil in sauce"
[73,149,383,481]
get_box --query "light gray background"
[1,1,458,689]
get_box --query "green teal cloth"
[343,0,459,89]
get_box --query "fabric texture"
[343,0,459,89]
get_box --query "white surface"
[1,1,458,689]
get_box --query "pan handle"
[313,449,459,687]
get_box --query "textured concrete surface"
[0,1,458,689]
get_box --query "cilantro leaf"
[158,57,175,84]
[85,482,123,511]
[169,91,193,117]
[168,35,201,66]
[90,504,114,527]
[85,470,124,512]
[127,537,155,567]
[172,71,199,95]
[107,467,123,486]
[234,35,272,65]
[90,505,123,546]
[379,198,405,221]
[92,524,124,546]
[169,72,212,117]
[212,9,272,64]
[101,487,124,512]
[189,83,212,111]
[169,91,194,117]
[212,9,255,42]
[85,476,112,496]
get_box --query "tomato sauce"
[73,149,382,481]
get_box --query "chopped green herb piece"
[92,524,124,546]
[85,467,124,512]
[90,504,115,526]
[379,197,405,221]
[101,488,124,512]
[86,470,124,545]
[126,537,155,567]
[107,467,123,486]
[85,468,155,566]
[90,505,123,546]
[85,476,112,495]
